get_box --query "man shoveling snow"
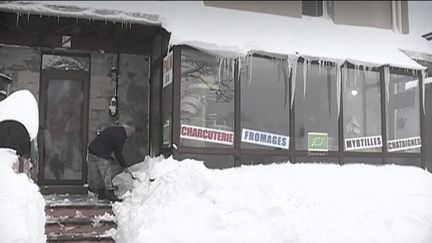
[87,122,136,202]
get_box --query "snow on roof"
[0,1,159,26]
[0,1,430,70]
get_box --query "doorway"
[38,54,90,189]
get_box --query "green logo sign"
[308,132,328,152]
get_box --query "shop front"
[0,8,170,193]
[162,45,429,169]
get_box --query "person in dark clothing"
[0,120,31,174]
[87,123,135,201]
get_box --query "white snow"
[0,90,39,140]
[0,1,429,69]
[114,156,432,243]
[0,148,46,243]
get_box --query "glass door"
[39,54,89,185]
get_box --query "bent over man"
[87,122,135,201]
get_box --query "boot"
[105,189,122,202]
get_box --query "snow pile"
[0,148,46,243]
[114,156,432,243]
[0,90,39,140]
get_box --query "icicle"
[277,59,282,83]
[422,69,426,114]
[217,57,223,85]
[289,55,298,108]
[384,66,390,104]
[27,13,30,22]
[230,58,235,80]
[318,60,322,75]
[237,57,242,83]
[336,64,342,118]
[343,63,348,96]
[57,16,60,22]
[303,59,308,99]
[247,55,253,87]
[16,13,20,26]
[353,65,358,85]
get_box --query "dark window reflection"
[343,67,382,152]
[386,71,421,153]
[180,48,234,148]
[241,56,290,149]
[44,79,83,180]
[295,60,338,151]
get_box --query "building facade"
[0,1,430,193]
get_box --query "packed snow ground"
[0,149,46,243]
[114,156,432,243]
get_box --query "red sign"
[180,124,234,145]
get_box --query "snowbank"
[114,156,432,243]
[0,90,39,140]
[0,149,46,243]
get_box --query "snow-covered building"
[0,1,431,193]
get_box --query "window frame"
[170,45,425,169]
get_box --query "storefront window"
[343,66,382,152]
[241,56,290,149]
[162,51,173,148]
[180,48,235,148]
[386,71,421,153]
[295,60,338,151]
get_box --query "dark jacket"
[0,120,31,158]
[88,126,127,168]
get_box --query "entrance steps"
[44,194,117,242]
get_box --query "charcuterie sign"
[180,124,234,145]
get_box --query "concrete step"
[46,231,115,242]
[44,194,117,242]
[46,206,114,219]
[46,217,116,235]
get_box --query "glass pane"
[180,48,235,148]
[295,61,338,151]
[44,79,83,180]
[343,67,382,152]
[162,84,172,147]
[42,54,89,72]
[241,56,290,150]
[386,72,421,153]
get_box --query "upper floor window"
[302,0,323,17]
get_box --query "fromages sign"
[242,128,289,149]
